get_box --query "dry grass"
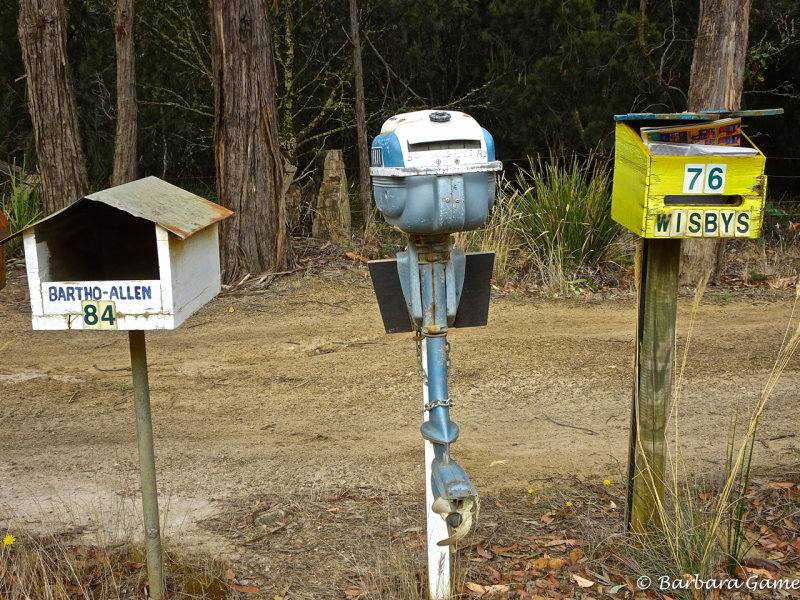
[453,178,522,285]
[620,272,800,598]
[0,499,241,600]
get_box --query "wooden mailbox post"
[1,176,232,597]
[611,111,778,534]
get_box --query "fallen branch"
[542,413,598,436]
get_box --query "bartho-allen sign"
[0,176,232,330]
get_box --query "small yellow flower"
[565,501,573,507]
[228,306,235,313]
[603,479,611,485]
[527,488,534,494]
[3,534,15,546]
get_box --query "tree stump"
[312,150,351,246]
[283,160,301,233]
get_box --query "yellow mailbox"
[611,112,779,239]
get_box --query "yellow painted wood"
[612,123,766,239]
[612,122,650,236]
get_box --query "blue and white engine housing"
[370,110,502,235]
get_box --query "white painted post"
[422,339,451,599]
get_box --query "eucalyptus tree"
[210,0,293,281]
[680,0,752,285]
[112,0,137,186]
[17,0,88,213]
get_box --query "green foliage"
[65,0,116,186]
[762,200,800,247]
[135,0,215,186]
[456,155,627,290]
[479,0,696,159]
[723,412,757,577]
[274,0,352,166]
[512,153,623,272]
[454,180,522,284]
[1,159,42,259]
[0,2,34,162]
[745,2,800,199]
[2,0,800,201]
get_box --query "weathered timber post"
[627,238,679,533]
[312,150,351,246]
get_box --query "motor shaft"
[414,236,478,544]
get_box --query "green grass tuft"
[1,158,42,259]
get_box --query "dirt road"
[1,264,798,592]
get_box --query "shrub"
[511,153,624,290]
[1,158,42,259]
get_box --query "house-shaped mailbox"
[0,176,232,330]
[612,110,781,240]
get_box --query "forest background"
[2,0,800,287]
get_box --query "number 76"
[683,164,727,194]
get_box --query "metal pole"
[128,330,164,599]
[422,338,451,599]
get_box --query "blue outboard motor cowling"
[370,110,502,235]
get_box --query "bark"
[111,0,137,187]
[210,0,293,282]
[680,0,751,286]
[350,0,372,230]
[17,0,88,214]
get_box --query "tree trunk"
[210,0,293,282]
[680,0,751,286]
[17,0,88,215]
[350,0,372,230]
[111,0,137,187]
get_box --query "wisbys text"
[47,284,153,302]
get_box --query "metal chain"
[414,332,428,386]
[424,398,455,411]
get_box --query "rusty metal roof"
[0,176,232,243]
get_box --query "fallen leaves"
[462,582,511,597]
[571,573,595,587]
[344,252,369,264]
[490,542,518,556]
[528,557,566,572]
[475,540,493,559]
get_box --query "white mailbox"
[0,176,232,330]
